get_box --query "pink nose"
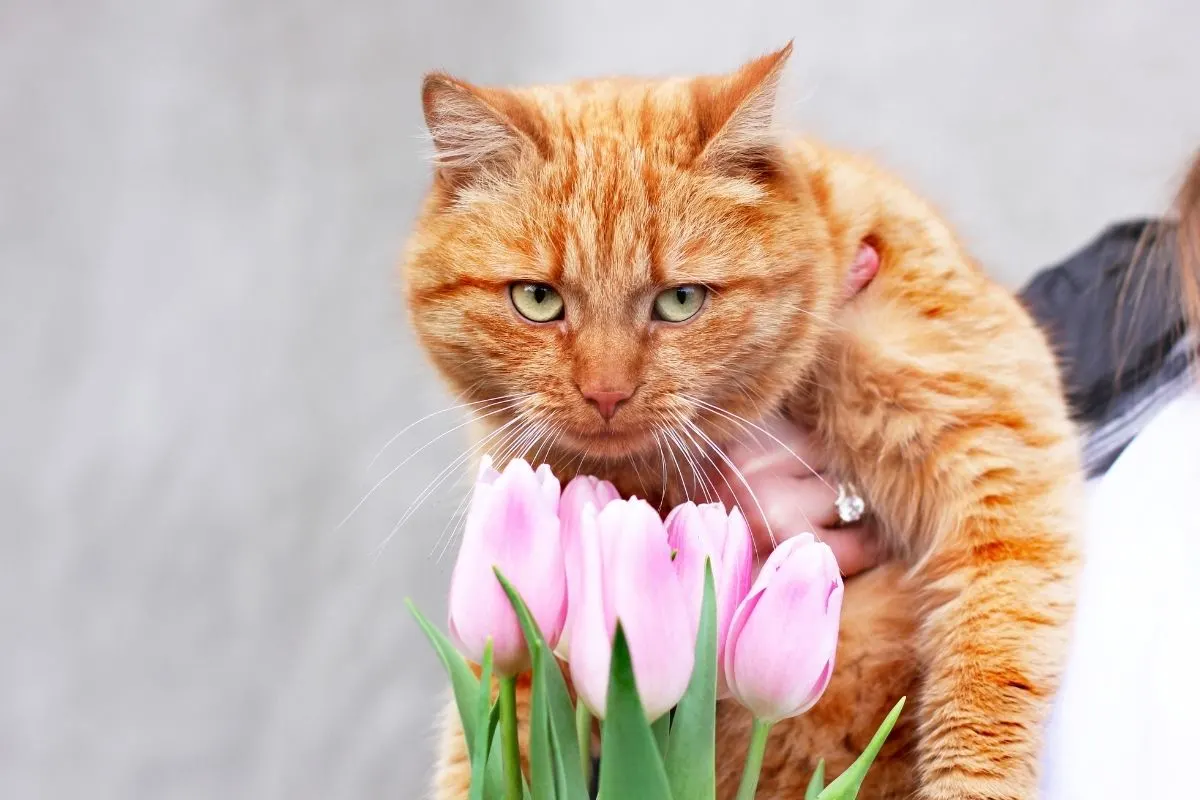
[581,388,633,420]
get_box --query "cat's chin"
[554,427,660,461]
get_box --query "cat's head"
[404,45,841,465]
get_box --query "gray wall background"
[3,1,1198,797]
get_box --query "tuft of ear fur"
[421,73,537,190]
[695,42,793,178]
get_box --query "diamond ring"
[834,482,866,525]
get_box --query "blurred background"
[2,0,1198,797]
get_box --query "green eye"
[510,282,564,323]
[653,285,707,323]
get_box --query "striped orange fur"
[405,45,1083,799]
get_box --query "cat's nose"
[580,387,633,421]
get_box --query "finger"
[751,525,881,578]
[818,527,881,578]
[724,472,842,545]
[749,523,880,580]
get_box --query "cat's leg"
[716,564,921,800]
[432,699,473,799]
[912,499,1080,799]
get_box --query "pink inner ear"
[842,243,880,301]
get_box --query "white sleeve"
[1040,388,1200,799]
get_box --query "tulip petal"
[448,458,566,676]
[534,462,562,510]
[568,504,612,717]
[448,481,529,673]
[714,506,754,693]
[665,503,708,635]
[724,536,842,722]
[558,476,621,657]
[476,454,501,486]
[604,499,695,721]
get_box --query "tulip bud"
[664,502,753,695]
[724,533,843,722]
[448,457,566,677]
[556,475,621,657]
[568,498,695,721]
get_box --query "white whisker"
[681,394,831,488]
[376,416,524,561]
[339,399,523,531]
[651,431,670,510]
[684,415,814,550]
[367,393,528,471]
[669,413,724,504]
[664,426,712,503]
[658,427,692,504]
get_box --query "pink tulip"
[724,533,843,722]
[448,456,566,677]
[568,498,695,721]
[665,502,753,696]
[556,475,621,657]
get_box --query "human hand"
[715,417,882,578]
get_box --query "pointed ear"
[695,43,792,178]
[421,73,538,190]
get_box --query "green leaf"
[494,570,589,798]
[470,641,496,800]
[407,600,506,799]
[664,561,718,800]
[805,759,826,800]
[528,647,556,799]
[597,624,674,800]
[818,697,905,799]
[652,714,671,757]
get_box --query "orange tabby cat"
[404,45,1084,799]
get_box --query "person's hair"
[1115,150,1200,385]
[1176,150,1200,344]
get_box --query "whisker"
[339,399,523,531]
[681,415,789,549]
[670,413,742,506]
[530,419,562,467]
[664,426,712,503]
[659,427,693,504]
[427,415,537,562]
[366,393,528,471]
[669,412,724,504]
[569,444,592,481]
[429,486,474,561]
[681,394,832,489]
[376,416,525,560]
[504,418,549,467]
[651,431,670,510]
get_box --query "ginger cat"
[404,45,1084,800]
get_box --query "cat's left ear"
[695,42,792,178]
[421,73,543,192]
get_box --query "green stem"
[735,719,773,800]
[575,701,592,789]
[499,676,522,800]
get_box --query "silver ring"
[834,481,866,525]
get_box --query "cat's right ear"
[421,73,539,191]
[695,43,793,181]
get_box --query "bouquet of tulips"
[409,457,903,799]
